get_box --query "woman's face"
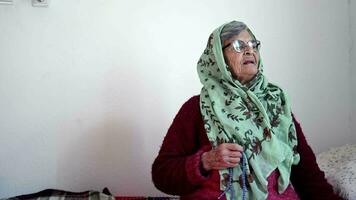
[223,30,260,84]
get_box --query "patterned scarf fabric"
[197,22,300,200]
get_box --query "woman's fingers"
[215,144,243,158]
[226,156,240,164]
[201,143,244,171]
[220,143,244,152]
[229,151,242,158]
[210,156,239,169]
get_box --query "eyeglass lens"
[232,40,260,52]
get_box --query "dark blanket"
[5,189,177,200]
[7,188,115,200]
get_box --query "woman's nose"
[243,47,254,55]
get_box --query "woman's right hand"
[201,143,243,171]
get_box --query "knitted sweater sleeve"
[290,115,344,200]
[151,97,212,195]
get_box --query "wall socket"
[32,0,49,7]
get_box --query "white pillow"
[317,144,356,200]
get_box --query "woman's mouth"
[242,60,255,65]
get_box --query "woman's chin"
[242,63,257,68]
[242,65,258,74]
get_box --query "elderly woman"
[152,21,342,200]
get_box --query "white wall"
[0,0,355,198]
[351,0,356,145]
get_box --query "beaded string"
[217,167,235,200]
[241,153,247,200]
[217,153,247,200]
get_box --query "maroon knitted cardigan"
[152,95,343,200]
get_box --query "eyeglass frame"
[222,39,261,53]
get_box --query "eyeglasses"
[222,40,261,53]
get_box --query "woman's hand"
[201,143,243,171]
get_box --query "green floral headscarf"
[198,21,300,200]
